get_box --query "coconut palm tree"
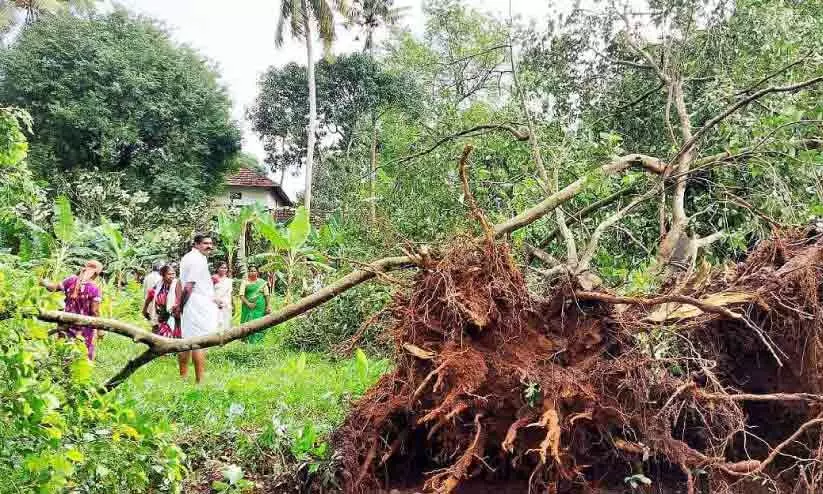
[347,0,405,53]
[275,0,346,215]
[346,0,407,223]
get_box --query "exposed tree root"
[335,230,823,493]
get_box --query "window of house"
[230,192,242,201]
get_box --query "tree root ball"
[335,231,823,494]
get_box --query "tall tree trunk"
[304,18,317,215]
[237,222,248,277]
[369,116,378,224]
[368,39,378,225]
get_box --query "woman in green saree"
[240,266,270,344]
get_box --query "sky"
[115,0,558,199]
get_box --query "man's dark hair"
[193,233,212,245]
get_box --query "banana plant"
[216,210,242,274]
[93,219,147,287]
[37,195,95,278]
[252,206,331,302]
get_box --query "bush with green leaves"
[0,257,184,493]
[283,282,392,355]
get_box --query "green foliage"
[283,282,391,354]
[0,10,241,207]
[248,53,420,173]
[251,206,332,301]
[212,464,253,492]
[290,423,329,475]
[0,257,183,493]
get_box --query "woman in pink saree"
[42,260,104,360]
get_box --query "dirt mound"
[335,231,823,493]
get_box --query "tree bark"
[304,17,317,214]
[237,220,248,277]
[369,116,378,224]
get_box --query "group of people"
[42,233,273,384]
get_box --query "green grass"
[94,328,388,434]
[91,318,389,478]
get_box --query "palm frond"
[309,0,336,42]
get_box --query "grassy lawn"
[91,319,389,485]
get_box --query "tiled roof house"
[218,168,293,211]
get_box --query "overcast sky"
[116,0,557,198]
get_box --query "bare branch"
[510,39,578,264]
[494,153,664,238]
[537,183,641,251]
[524,243,560,267]
[615,83,665,112]
[457,145,493,241]
[392,124,529,166]
[694,231,725,249]
[619,14,669,84]
[594,50,654,70]
[573,291,750,321]
[101,349,157,393]
[726,416,823,477]
[697,391,823,404]
[436,44,510,67]
[577,184,662,271]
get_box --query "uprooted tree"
[34,1,823,493]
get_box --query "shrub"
[282,283,392,355]
[0,257,184,493]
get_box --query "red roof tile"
[226,168,277,188]
[225,168,294,206]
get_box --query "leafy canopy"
[248,52,419,172]
[0,10,242,207]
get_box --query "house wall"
[216,186,284,209]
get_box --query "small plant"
[522,379,541,408]
[624,473,652,490]
[212,464,253,492]
[291,424,329,474]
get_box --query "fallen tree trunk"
[37,148,670,392]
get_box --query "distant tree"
[0,10,242,207]
[346,0,407,222]
[274,0,347,214]
[248,52,418,174]
[347,0,407,52]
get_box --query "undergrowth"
[94,314,390,490]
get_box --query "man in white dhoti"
[179,234,218,384]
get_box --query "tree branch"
[577,184,663,271]
[733,51,814,97]
[537,183,641,252]
[573,291,749,320]
[392,124,529,166]
[670,76,823,166]
[39,147,673,392]
[618,82,665,112]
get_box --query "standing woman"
[41,260,104,360]
[212,262,233,331]
[142,265,181,338]
[240,266,270,344]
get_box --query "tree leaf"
[287,206,311,250]
[53,196,76,244]
[257,216,289,250]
